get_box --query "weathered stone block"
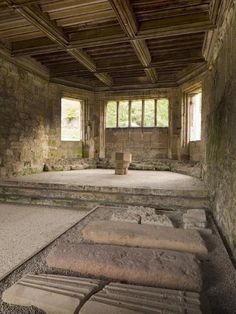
[183,209,207,229]
[114,152,132,175]
[115,152,132,162]
[47,243,202,291]
[82,220,207,255]
[2,274,102,314]
[80,282,209,314]
[115,168,128,175]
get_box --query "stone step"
[2,274,103,314]
[0,181,210,210]
[82,221,208,255]
[47,243,202,291]
[80,282,210,314]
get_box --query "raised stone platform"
[47,243,202,291]
[0,169,209,210]
[82,221,208,255]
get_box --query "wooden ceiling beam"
[108,0,138,38]
[131,39,158,83]
[108,0,157,83]
[144,68,158,84]
[67,48,96,72]
[12,18,215,57]
[130,39,151,67]
[5,1,68,47]
[94,73,113,86]
[5,0,113,86]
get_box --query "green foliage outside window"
[131,100,142,127]
[118,101,129,127]
[144,99,155,127]
[106,101,117,128]
[106,98,169,128]
[157,98,169,127]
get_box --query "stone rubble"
[111,210,141,224]
[111,206,174,227]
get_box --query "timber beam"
[108,0,158,83]
[5,0,113,86]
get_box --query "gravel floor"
[0,203,88,281]
[0,205,236,314]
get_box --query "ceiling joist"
[5,0,113,86]
[108,0,157,83]
[0,0,219,89]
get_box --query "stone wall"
[0,57,50,177]
[96,88,181,162]
[106,127,169,161]
[189,141,202,162]
[0,54,95,178]
[202,5,236,257]
[46,85,95,168]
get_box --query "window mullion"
[128,100,131,128]
[142,99,145,128]
[116,101,119,128]
[154,99,157,127]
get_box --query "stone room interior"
[0,0,236,313]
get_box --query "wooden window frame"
[106,98,169,129]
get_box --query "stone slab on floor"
[0,203,87,281]
[80,282,209,314]
[47,243,202,291]
[82,221,208,255]
[183,209,207,229]
[2,274,102,314]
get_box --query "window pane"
[118,101,129,127]
[144,99,155,127]
[157,98,169,127]
[131,100,142,127]
[106,101,117,128]
[61,98,81,141]
[190,93,201,141]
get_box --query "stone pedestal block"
[114,152,132,175]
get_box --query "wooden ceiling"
[0,0,217,90]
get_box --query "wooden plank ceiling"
[0,0,216,90]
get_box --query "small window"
[118,101,129,127]
[144,99,155,127]
[106,101,117,128]
[61,98,81,141]
[157,98,169,127]
[189,93,202,141]
[131,100,142,127]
